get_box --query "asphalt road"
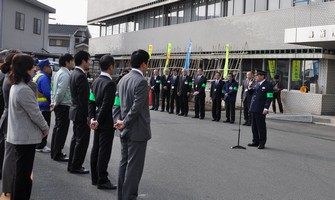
[2,110,335,200]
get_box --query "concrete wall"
[89,2,335,55]
[1,0,49,52]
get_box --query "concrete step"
[267,113,313,123]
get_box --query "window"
[245,0,255,13]
[234,0,245,15]
[178,4,185,23]
[293,0,309,6]
[215,0,222,18]
[227,0,234,16]
[106,24,112,35]
[198,0,206,21]
[276,60,289,90]
[280,0,292,9]
[154,9,163,27]
[75,38,80,44]
[255,0,267,11]
[167,6,178,25]
[127,16,135,32]
[191,0,198,21]
[136,13,145,30]
[290,60,319,90]
[145,10,154,29]
[268,0,280,10]
[208,0,216,19]
[49,39,70,47]
[15,12,25,30]
[184,1,192,22]
[33,18,41,34]
[113,24,119,35]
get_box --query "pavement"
[1,110,335,200]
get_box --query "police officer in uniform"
[223,73,238,124]
[210,72,224,121]
[192,68,207,119]
[248,70,273,149]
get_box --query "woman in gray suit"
[7,54,49,200]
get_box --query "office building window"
[198,0,207,21]
[106,24,112,35]
[293,0,309,6]
[33,18,41,35]
[280,0,292,9]
[208,0,216,19]
[255,0,267,11]
[184,1,192,22]
[100,26,106,36]
[276,59,289,89]
[245,0,255,13]
[127,16,135,32]
[191,0,198,21]
[227,0,234,16]
[136,13,145,30]
[178,4,185,24]
[120,22,127,34]
[113,24,119,35]
[167,5,178,25]
[15,12,25,30]
[268,0,280,10]
[234,0,245,15]
[215,0,222,18]
[154,9,163,27]
[49,39,70,47]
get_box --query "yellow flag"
[223,44,230,79]
[165,43,172,68]
[148,44,153,59]
[268,60,276,79]
[292,60,301,81]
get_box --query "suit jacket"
[69,67,90,122]
[272,80,284,94]
[177,75,192,95]
[210,80,224,100]
[223,79,238,102]
[169,75,179,95]
[89,75,116,130]
[161,74,171,92]
[241,79,256,102]
[249,80,273,113]
[150,75,161,93]
[116,70,151,141]
[194,75,207,96]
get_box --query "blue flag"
[184,39,192,70]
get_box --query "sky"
[39,0,99,37]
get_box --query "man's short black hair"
[228,72,234,77]
[74,51,90,66]
[99,55,115,71]
[215,71,221,76]
[274,74,280,79]
[172,68,177,72]
[59,54,74,67]
[131,49,149,69]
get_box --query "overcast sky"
[39,0,99,37]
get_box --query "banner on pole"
[148,44,153,59]
[223,44,230,79]
[292,60,301,81]
[184,39,192,70]
[268,60,276,79]
[165,43,172,68]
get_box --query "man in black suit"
[161,68,171,112]
[193,68,207,119]
[248,70,273,149]
[150,69,161,110]
[68,50,91,174]
[177,69,192,117]
[272,74,284,114]
[241,71,256,126]
[114,50,151,200]
[169,69,179,114]
[210,72,224,121]
[89,55,117,190]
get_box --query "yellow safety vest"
[32,73,48,103]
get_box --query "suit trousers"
[180,94,189,115]
[272,93,283,113]
[36,111,51,149]
[11,144,36,200]
[91,128,115,185]
[169,91,178,114]
[251,112,267,145]
[212,98,222,120]
[151,92,160,110]
[194,94,205,118]
[51,105,70,159]
[118,137,147,200]
[243,97,252,123]
[2,141,15,193]
[0,127,4,179]
[225,101,236,122]
[161,90,170,112]
[68,119,90,170]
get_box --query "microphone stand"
[231,96,246,150]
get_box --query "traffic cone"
[149,90,153,106]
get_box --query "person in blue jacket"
[32,59,52,153]
[223,73,238,124]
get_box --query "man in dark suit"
[88,55,117,190]
[210,72,224,121]
[248,69,273,149]
[161,68,171,112]
[177,69,192,117]
[150,69,161,110]
[271,74,284,114]
[68,50,91,174]
[193,68,207,119]
[114,49,152,200]
[169,69,179,114]
[241,71,256,126]
[223,73,238,124]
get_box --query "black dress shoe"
[160,110,164,112]
[246,123,251,126]
[200,117,204,119]
[230,121,234,124]
[223,120,230,123]
[247,143,259,147]
[154,109,158,111]
[258,144,265,149]
[54,154,69,162]
[192,116,199,118]
[178,113,185,116]
[97,182,117,190]
[242,122,248,126]
[150,108,155,110]
[184,114,188,117]
[216,119,220,122]
[70,167,89,174]
[212,119,216,121]
[169,112,173,114]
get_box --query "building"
[48,24,91,55]
[88,0,335,115]
[0,0,55,55]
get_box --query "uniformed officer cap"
[255,69,266,76]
